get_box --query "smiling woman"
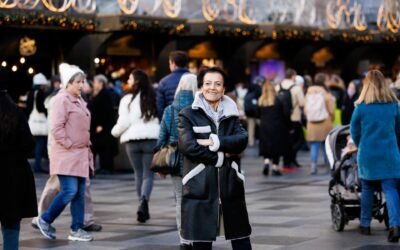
[178,67,252,250]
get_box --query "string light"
[28,67,34,74]
[94,57,100,64]
[1,61,6,67]
[20,57,25,64]
[11,65,17,72]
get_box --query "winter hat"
[59,63,84,88]
[33,73,48,85]
[0,67,10,91]
[295,75,304,85]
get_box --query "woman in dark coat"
[0,68,38,250]
[258,82,290,176]
[88,74,117,174]
[178,67,252,250]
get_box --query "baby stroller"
[325,125,388,231]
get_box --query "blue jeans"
[41,175,86,231]
[309,141,328,164]
[1,220,20,250]
[34,136,47,172]
[125,140,156,200]
[360,179,400,228]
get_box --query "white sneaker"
[68,229,93,242]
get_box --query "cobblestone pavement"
[1,148,398,249]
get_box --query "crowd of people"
[2,49,400,249]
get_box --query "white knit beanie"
[59,63,84,88]
[33,73,48,85]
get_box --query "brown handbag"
[150,108,180,175]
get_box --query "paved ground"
[1,147,398,249]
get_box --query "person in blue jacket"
[156,73,198,250]
[350,70,400,242]
[156,51,189,119]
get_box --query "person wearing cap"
[0,67,38,250]
[27,73,49,173]
[35,63,94,242]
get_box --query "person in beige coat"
[305,73,335,174]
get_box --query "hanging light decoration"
[17,0,40,9]
[163,0,181,18]
[118,0,139,14]
[202,0,221,22]
[72,0,96,14]
[326,0,368,31]
[41,0,73,12]
[139,0,161,15]
[238,0,256,24]
[377,0,400,33]
[0,0,17,8]
[353,2,367,31]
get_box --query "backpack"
[277,83,294,119]
[244,85,261,118]
[306,90,329,122]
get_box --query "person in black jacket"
[89,74,117,174]
[178,67,252,250]
[244,76,265,146]
[156,51,189,119]
[258,82,290,176]
[0,68,38,250]
[341,79,362,125]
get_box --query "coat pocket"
[226,161,245,199]
[182,163,208,199]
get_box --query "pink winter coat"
[49,89,93,178]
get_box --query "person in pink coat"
[36,63,94,242]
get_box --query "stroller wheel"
[331,204,345,231]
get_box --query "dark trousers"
[1,219,20,250]
[192,237,252,250]
[93,149,114,172]
[34,136,47,172]
[284,121,305,166]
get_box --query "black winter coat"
[0,108,37,222]
[178,94,251,241]
[88,88,117,151]
[258,98,290,158]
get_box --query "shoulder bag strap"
[170,107,176,144]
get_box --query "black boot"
[263,164,269,176]
[388,227,400,243]
[137,196,150,223]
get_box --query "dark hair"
[285,68,297,79]
[197,66,209,89]
[313,73,328,90]
[169,51,189,68]
[198,67,227,88]
[0,93,18,143]
[128,69,157,122]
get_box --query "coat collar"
[192,92,239,119]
